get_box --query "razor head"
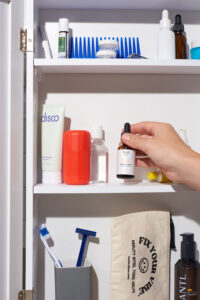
[76,228,96,237]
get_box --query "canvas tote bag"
[111,211,172,300]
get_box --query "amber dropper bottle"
[175,233,200,300]
[172,14,187,59]
[117,123,135,179]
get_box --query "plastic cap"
[181,233,196,259]
[98,40,119,51]
[92,125,103,139]
[59,18,69,32]
[96,49,116,58]
[191,40,200,49]
[173,14,184,32]
[160,10,171,29]
[42,171,62,184]
[147,171,159,181]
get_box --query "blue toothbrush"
[40,224,63,268]
[76,228,96,267]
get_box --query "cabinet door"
[0,0,24,300]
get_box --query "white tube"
[42,40,52,59]
[41,104,65,184]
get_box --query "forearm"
[179,152,200,191]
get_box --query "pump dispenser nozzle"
[181,233,195,259]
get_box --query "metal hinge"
[20,28,34,52]
[18,290,33,300]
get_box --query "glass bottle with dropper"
[172,15,187,59]
[117,123,135,179]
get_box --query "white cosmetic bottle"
[90,125,108,183]
[157,10,175,59]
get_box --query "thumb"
[122,133,152,154]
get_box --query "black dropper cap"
[173,15,184,32]
[124,122,131,133]
[181,233,195,260]
[121,122,131,137]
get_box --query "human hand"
[121,122,200,185]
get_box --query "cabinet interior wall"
[29,5,200,300]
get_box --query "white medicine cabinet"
[2,0,200,299]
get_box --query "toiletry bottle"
[157,10,175,59]
[58,18,69,58]
[172,15,187,59]
[90,125,108,183]
[147,171,172,183]
[175,233,200,300]
[117,123,135,179]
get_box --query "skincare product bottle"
[147,171,172,183]
[58,18,69,58]
[175,233,199,300]
[117,123,135,179]
[63,130,91,185]
[172,15,187,59]
[90,125,108,183]
[157,10,175,59]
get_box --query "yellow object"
[147,171,172,183]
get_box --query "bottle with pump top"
[117,123,135,179]
[172,15,187,59]
[175,233,200,300]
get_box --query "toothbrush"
[40,224,63,268]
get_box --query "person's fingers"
[122,133,152,154]
[130,122,161,136]
[135,158,157,168]
[135,149,147,157]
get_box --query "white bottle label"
[117,149,135,176]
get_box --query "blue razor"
[76,228,96,267]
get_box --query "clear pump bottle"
[90,125,108,183]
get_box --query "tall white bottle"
[90,125,108,183]
[157,10,175,59]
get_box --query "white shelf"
[38,0,200,11]
[34,59,200,75]
[34,182,193,194]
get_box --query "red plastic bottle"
[63,130,91,185]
